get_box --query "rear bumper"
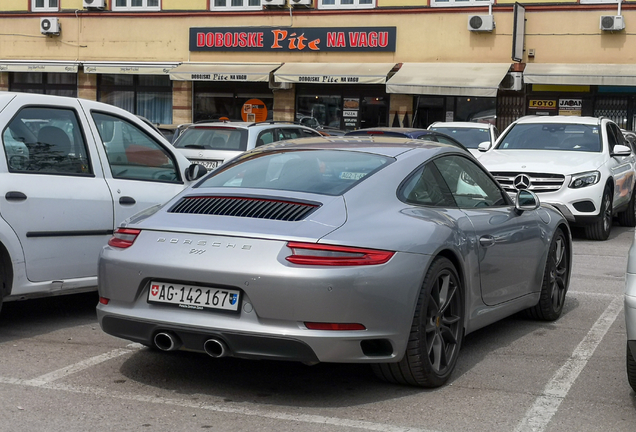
[97,233,431,363]
[100,314,319,363]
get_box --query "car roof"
[189,121,315,130]
[345,127,432,135]
[430,122,492,129]
[244,135,470,158]
[512,115,603,126]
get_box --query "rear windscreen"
[173,127,248,151]
[198,149,393,196]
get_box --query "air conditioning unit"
[290,0,312,5]
[269,74,292,90]
[40,17,60,35]
[499,72,523,91]
[468,15,495,32]
[83,0,106,9]
[262,0,286,6]
[600,15,625,31]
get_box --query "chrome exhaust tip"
[203,338,228,358]
[154,332,181,351]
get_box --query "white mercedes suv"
[479,116,636,240]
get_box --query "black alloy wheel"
[627,343,636,392]
[585,187,613,240]
[526,228,569,321]
[372,257,464,388]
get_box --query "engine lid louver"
[168,196,320,221]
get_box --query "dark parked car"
[344,127,468,152]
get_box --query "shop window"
[297,95,342,128]
[431,0,491,7]
[9,73,77,97]
[455,97,496,124]
[211,0,261,11]
[98,75,172,125]
[193,82,273,123]
[595,97,628,129]
[32,0,58,11]
[113,0,161,10]
[319,0,374,9]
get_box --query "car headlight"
[569,171,600,189]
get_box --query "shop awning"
[169,62,282,82]
[83,62,180,75]
[0,60,79,73]
[524,63,636,86]
[274,63,396,85]
[386,63,512,97]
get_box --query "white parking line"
[22,343,142,387]
[0,378,440,432]
[514,295,624,432]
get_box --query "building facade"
[1,0,636,132]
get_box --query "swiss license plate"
[148,282,240,312]
[191,159,222,171]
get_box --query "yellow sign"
[529,100,557,109]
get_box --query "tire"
[526,228,569,321]
[628,343,636,392]
[618,190,636,227]
[372,257,464,388]
[585,186,613,241]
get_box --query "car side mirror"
[612,144,632,157]
[515,190,540,213]
[185,163,207,181]
[478,141,491,152]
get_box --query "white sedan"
[0,92,206,313]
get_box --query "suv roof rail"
[248,120,298,127]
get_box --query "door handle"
[479,236,496,248]
[5,191,27,201]
[119,196,136,205]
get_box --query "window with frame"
[32,0,58,11]
[98,74,172,125]
[113,0,161,10]
[9,73,77,97]
[3,107,92,175]
[319,0,374,9]
[92,112,180,183]
[433,155,508,208]
[211,0,261,11]
[431,0,491,7]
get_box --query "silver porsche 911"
[97,136,571,388]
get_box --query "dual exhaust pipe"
[153,332,228,358]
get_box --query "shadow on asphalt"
[0,291,98,342]
[116,296,581,408]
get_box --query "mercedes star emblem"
[513,174,531,190]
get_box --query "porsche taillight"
[108,228,141,249]
[285,242,394,266]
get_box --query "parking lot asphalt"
[0,226,635,432]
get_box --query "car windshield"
[496,123,601,152]
[173,126,248,151]
[428,127,490,149]
[197,149,393,196]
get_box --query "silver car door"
[433,155,546,305]
[607,123,635,208]
[0,97,113,282]
[85,109,188,226]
